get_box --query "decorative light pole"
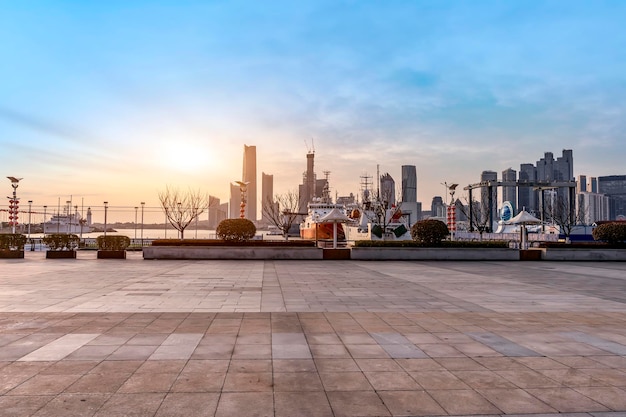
[140,202,145,247]
[134,206,138,242]
[233,181,250,219]
[443,182,458,241]
[28,200,32,241]
[103,201,108,237]
[6,177,22,234]
[43,205,47,235]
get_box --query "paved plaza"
[1,252,625,416]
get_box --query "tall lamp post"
[28,200,33,250]
[134,206,138,243]
[43,205,47,235]
[233,181,250,219]
[140,202,145,247]
[7,177,22,235]
[103,202,108,237]
[443,182,458,241]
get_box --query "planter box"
[351,247,519,261]
[46,251,77,259]
[520,249,542,261]
[539,248,626,261]
[323,249,351,260]
[143,246,323,260]
[97,250,126,259]
[0,250,24,259]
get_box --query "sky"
[1,0,625,222]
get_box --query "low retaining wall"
[351,247,519,261]
[539,248,626,261]
[143,246,324,260]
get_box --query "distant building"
[502,168,517,212]
[401,165,417,202]
[518,163,537,213]
[261,172,273,225]
[243,145,257,221]
[430,196,445,219]
[208,197,228,229]
[598,175,626,219]
[380,173,395,207]
[480,170,498,230]
[577,191,610,225]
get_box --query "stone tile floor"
[0,252,625,416]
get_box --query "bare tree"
[459,197,491,239]
[363,186,406,240]
[158,186,216,239]
[262,190,301,240]
[545,195,585,241]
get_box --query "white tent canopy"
[508,210,542,225]
[319,208,351,249]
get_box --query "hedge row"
[353,240,509,248]
[0,234,26,250]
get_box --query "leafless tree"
[158,186,217,239]
[459,196,492,239]
[363,186,406,239]
[545,195,585,241]
[262,190,301,240]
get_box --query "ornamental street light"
[28,200,32,244]
[7,177,22,234]
[103,202,109,237]
[140,202,145,247]
[134,206,138,242]
[233,181,250,219]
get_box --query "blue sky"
[1,0,625,221]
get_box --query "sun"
[154,141,215,174]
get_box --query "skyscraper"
[598,175,626,219]
[518,163,537,213]
[401,165,417,202]
[380,173,395,207]
[261,172,273,225]
[480,170,498,231]
[502,168,517,212]
[242,145,257,221]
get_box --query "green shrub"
[0,234,27,250]
[410,219,449,245]
[592,222,626,244]
[43,234,80,251]
[216,219,257,242]
[353,240,508,248]
[97,235,131,250]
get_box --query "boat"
[300,183,347,241]
[343,176,412,241]
[43,207,93,234]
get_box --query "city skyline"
[2,1,625,215]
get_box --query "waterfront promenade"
[1,253,625,416]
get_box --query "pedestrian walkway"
[1,253,625,416]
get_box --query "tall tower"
[379,173,396,207]
[261,172,273,225]
[480,170,498,231]
[242,145,257,221]
[502,168,517,212]
[401,165,417,202]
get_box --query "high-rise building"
[380,173,395,207]
[518,163,537,213]
[577,192,610,225]
[401,165,417,202]
[208,196,228,229]
[242,145,257,221]
[598,175,626,219]
[577,175,587,193]
[589,177,598,193]
[299,151,316,212]
[261,172,273,225]
[430,196,445,218]
[502,168,517,212]
[229,183,240,219]
[480,170,498,230]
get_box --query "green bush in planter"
[43,234,80,251]
[410,219,449,245]
[216,218,257,242]
[0,234,27,250]
[592,222,626,244]
[97,235,131,251]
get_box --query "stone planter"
[46,250,77,259]
[323,249,351,260]
[143,246,323,260]
[0,250,24,259]
[519,249,542,261]
[97,250,126,259]
[351,247,519,261]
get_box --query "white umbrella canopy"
[319,208,351,249]
[507,209,542,250]
[508,210,542,225]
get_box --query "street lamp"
[233,181,250,219]
[6,177,22,235]
[134,206,138,243]
[140,202,145,247]
[27,200,32,240]
[43,205,47,235]
[194,207,198,239]
[103,202,108,237]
